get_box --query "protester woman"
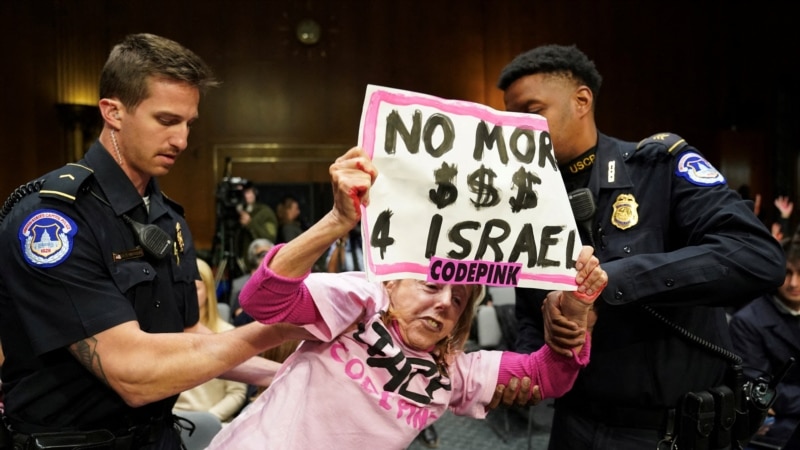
[208,147,606,449]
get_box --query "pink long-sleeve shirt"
[209,245,590,450]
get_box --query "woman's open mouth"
[422,317,442,331]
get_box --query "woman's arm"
[268,148,376,278]
[540,246,605,356]
[495,289,595,399]
[239,148,377,324]
[494,246,606,400]
[497,332,591,399]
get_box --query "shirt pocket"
[600,226,664,261]
[169,256,199,326]
[111,259,156,293]
[170,256,196,285]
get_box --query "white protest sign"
[358,85,581,290]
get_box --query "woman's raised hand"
[329,147,378,228]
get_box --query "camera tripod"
[210,214,246,304]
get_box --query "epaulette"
[636,132,689,155]
[162,192,186,216]
[38,162,94,204]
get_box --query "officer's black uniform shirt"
[0,141,199,433]
[515,132,785,418]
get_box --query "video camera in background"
[215,176,250,225]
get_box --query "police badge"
[175,222,185,253]
[174,222,185,265]
[611,193,639,230]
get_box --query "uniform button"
[154,300,161,308]
[615,289,623,300]
[143,268,150,275]
[623,245,631,253]
[665,279,675,287]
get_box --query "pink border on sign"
[361,89,549,158]
[361,255,576,288]
[361,88,559,287]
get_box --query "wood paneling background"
[1,0,795,249]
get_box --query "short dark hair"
[99,33,219,110]
[497,44,602,101]
[784,228,800,265]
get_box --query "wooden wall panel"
[0,2,61,195]
[1,0,793,249]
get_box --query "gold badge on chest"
[611,193,639,230]
[174,222,185,265]
[175,222,185,253]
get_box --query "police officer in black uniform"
[0,34,289,449]
[494,44,785,449]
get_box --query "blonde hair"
[381,282,484,377]
[197,258,223,332]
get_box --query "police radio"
[87,188,173,260]
[122,215,173,260]
[739,357,796,440]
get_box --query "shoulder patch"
[18,209,78,267]
[39,163,94,204]
[675,152,726,186]
[636,132,688,154]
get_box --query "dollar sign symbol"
[509,167,541,213]
[467,164,500,209]
[429,162,459,209]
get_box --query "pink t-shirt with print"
[208,246,589,450]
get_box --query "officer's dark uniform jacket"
[515,132,785,428]
[0,141,199,435]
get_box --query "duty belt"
[4,415,183,450]
[11,429,117,450]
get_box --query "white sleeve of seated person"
[209,379,248,422]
